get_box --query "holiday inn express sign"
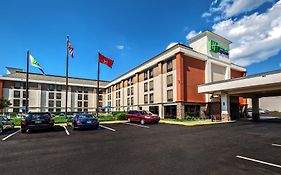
[208,40,229,56]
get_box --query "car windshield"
[139,111,148,115]
[77,114,94,119]
[26,113,50,120]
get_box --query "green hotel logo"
[208,40,229,56]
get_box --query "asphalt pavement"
[0,120,281,175]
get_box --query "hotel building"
[0,31,247,119]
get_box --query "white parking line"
[99,125,116,132]
[272,143,281,147]
[63,126,70,136]
[236,155,281,169]
[123,122,150,128]
[2,129,20,141]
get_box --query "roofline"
[108,43,192,83]
[199,69,281,87]
[188,30,232,44]
[10,71,110,83]
[0,76,107,88]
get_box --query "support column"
[176,103,185,119]
[252,97,260,121]
[221,94,230,121]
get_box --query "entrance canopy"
[198,69,281,98]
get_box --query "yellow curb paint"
[160,120,235,127]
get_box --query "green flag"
[29,54,45,75]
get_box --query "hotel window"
[57,85,62,91]
[127,98,130,106]
[78,87,83,93]
[127,88,130,96]
[56,101,61,107]
[13,108,19,113]
[131,87,134,95]
[78,108,83,112]
[149,93,154,103]
[149,81,154,91]
[144,94,148,104]
[167,74,173,87]
[48,108,54,113]
[116,84,120,90]
[167,59,173,72]
[14,82,21,89]
[84,109,88,112]
[22,100,28,107]
[13,99,20,107]
[23,91,26,98]
[78,101,83,107]
[48,84,55,91]
[56,108,61,113]
[167,90,173,102]
[56,93,61,99]
[84,87,89,93]
[131,97,134,105]
[144,82,148,92]
[149,68,153,78]
[84,102,88,107]
[84,94,88,100]
[108,94,111,100]
[78,94,82,100]
[48,100,54,107]
[98,102,103,107]
[144,71,148,80]
[108,101,111,106]
[14,91,20,98]
[99,95,103,101]
[49,92,54,99]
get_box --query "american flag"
[67,36,74,58]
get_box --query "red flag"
[98,53,114,68]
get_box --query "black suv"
[21,112,54,133]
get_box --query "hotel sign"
[208,40,229,56]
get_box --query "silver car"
[0,118,14,134]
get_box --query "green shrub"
[115,112,127,120]
[98,114,115,121]
[54,116,68,123]
[12,118,21,126]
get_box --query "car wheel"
[0,127,3,134]
[140,119,145,125]
[128,118,131,123]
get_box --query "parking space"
[0,121,281,175]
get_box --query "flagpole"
[25,50,30,114]
[65,36,69,117]
[96,54,100,118]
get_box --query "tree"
[0,98,11,110]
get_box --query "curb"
[160,120,235,126]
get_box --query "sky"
[0,0,280,81]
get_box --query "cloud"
[279,63,281,67]
[212,0,281,66]
[166,42,178,49]
[203,0,273,20]
[116,45,125,50]
[186,30,201,40]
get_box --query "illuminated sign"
[208,40,229,56]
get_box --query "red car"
[127,110,160,125]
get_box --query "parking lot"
[0,121,281,175]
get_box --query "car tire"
[0,127,3,134]
[128,118,131,123]
[140,119,145,125]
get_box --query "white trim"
[0,77,106,88]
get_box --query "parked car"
[127,110,160,125]
[72,114,99,130]
[21,112,54,133]
[0,118,14,134]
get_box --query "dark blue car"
[72,114,99,130]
